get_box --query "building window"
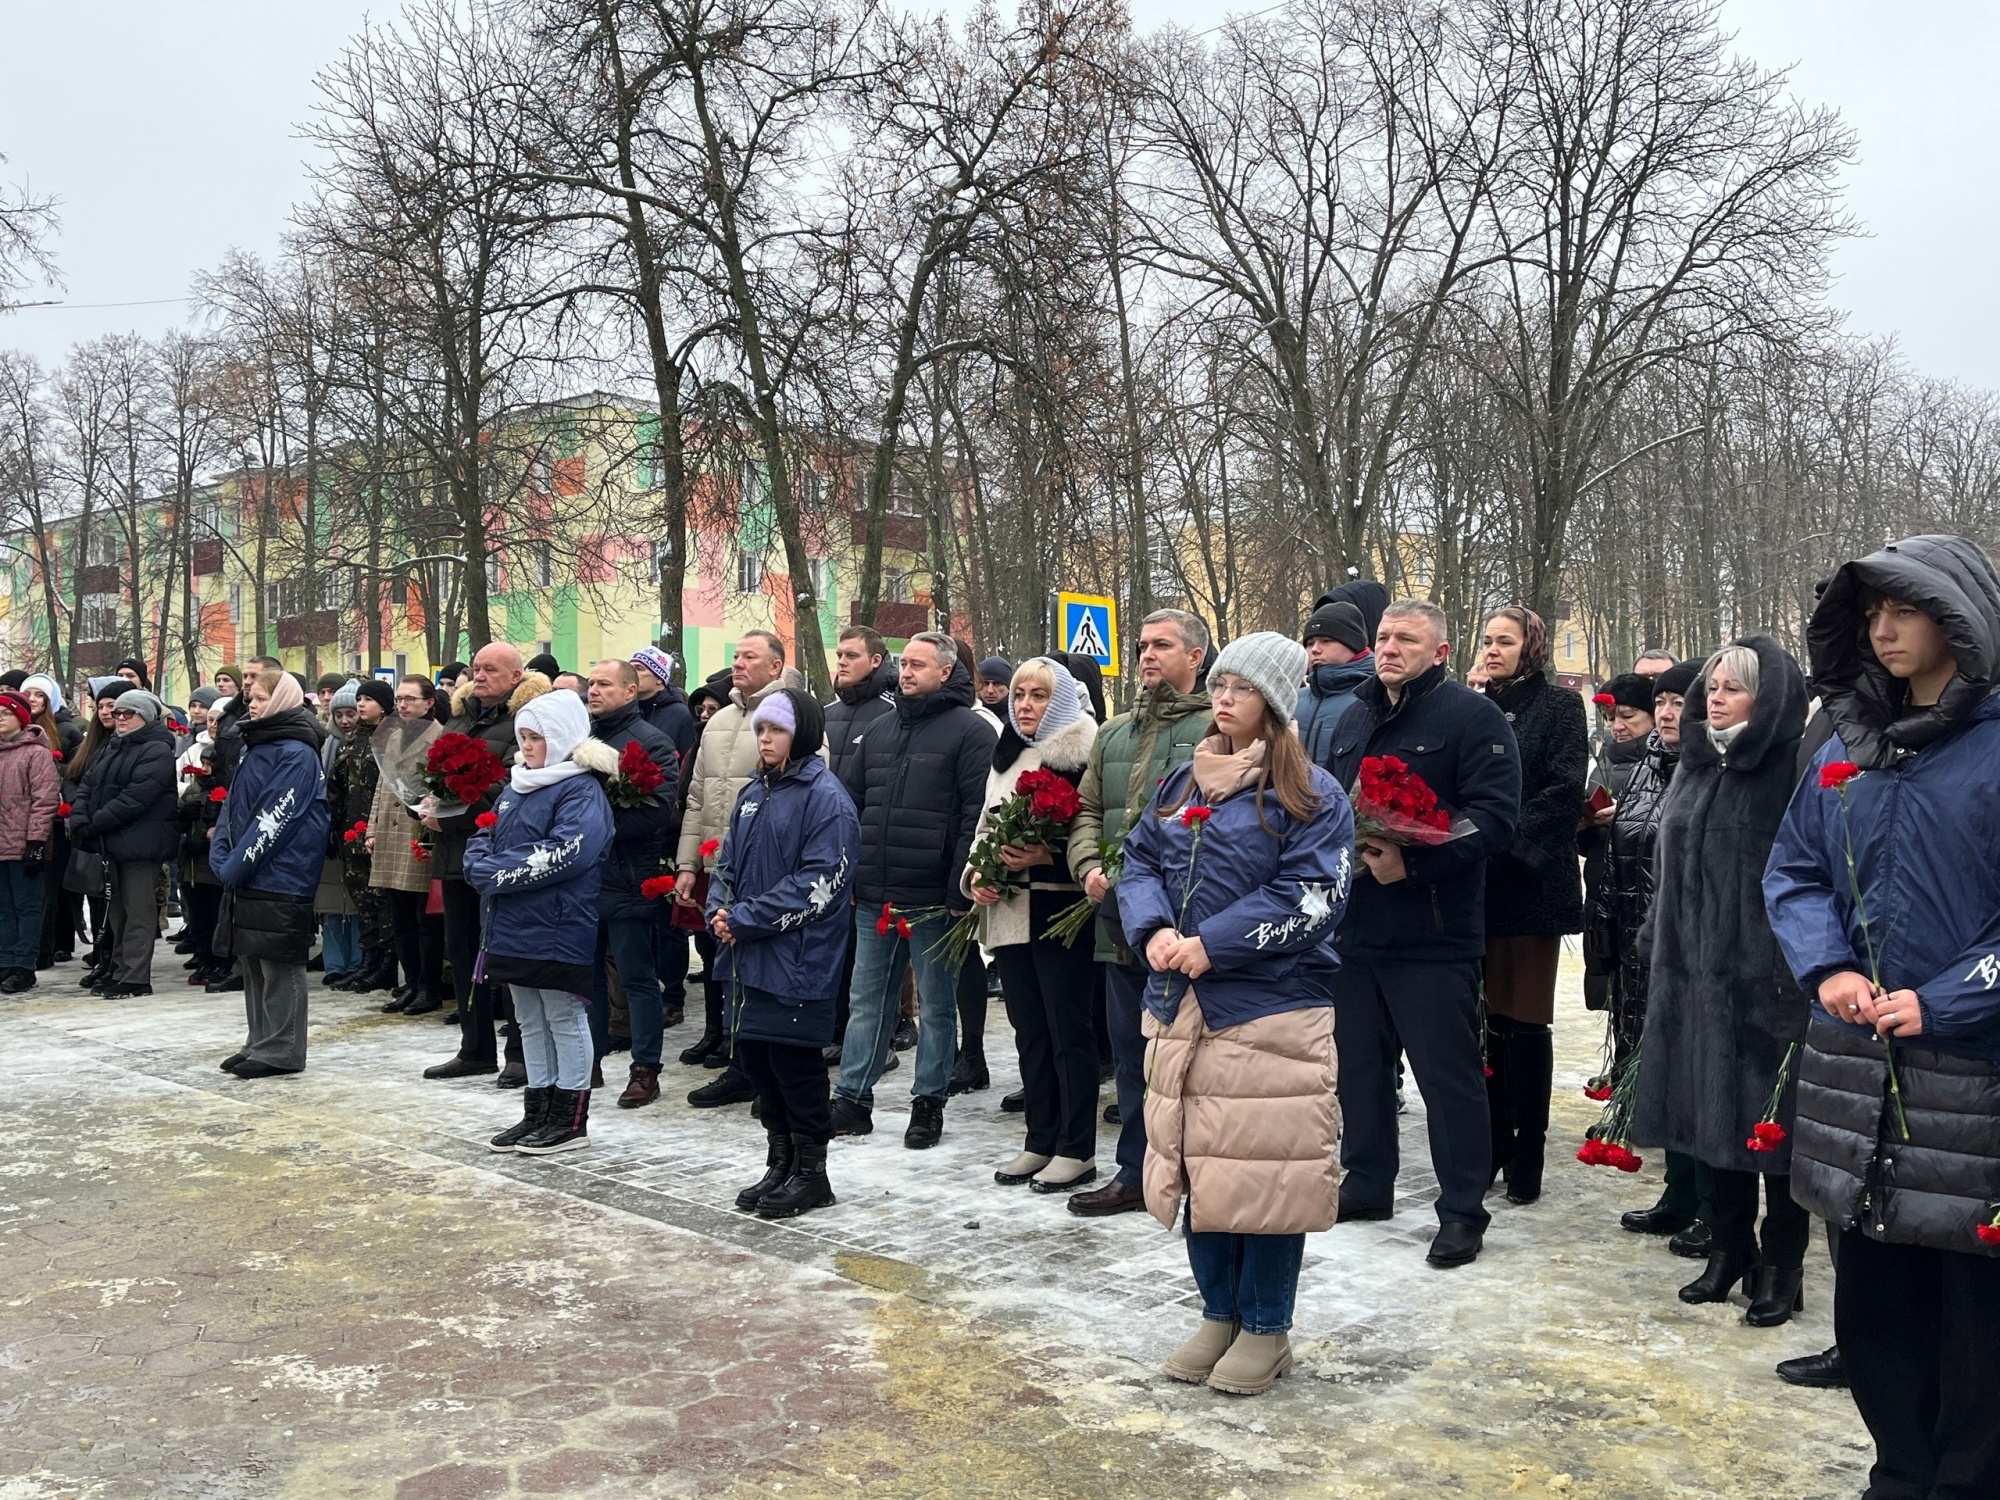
[882,567,910,604]
[736,549,765,595]
[394,652,409,676]
[527,446,552,496]
[196,501,222,537]
[87,529,120,567]
[648,539,666,585]
[485,551,502,591]
[229,584,242,623]
[807,557,831,602]
[533,541,552,589]
[80,592,119,641]
[318,571,348,611]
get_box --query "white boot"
[994,1151,1051,1185]
[1029,1156,1097,1194]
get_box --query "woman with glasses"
[68,689,180,997]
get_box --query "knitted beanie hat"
[1209,632,1309,723]
[330,679,362,712]
[1652,661,1701,702]
[631,646,675,689]
[113,689,161,724]
[0,692,30,729]
[1301,600,1369,654]
[356,679,395,716]
[1594,672,1654,714]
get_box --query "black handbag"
[62,848,108,897]
[215,887,315,964]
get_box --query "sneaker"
[686,1067,755,1108]
[829,1097,874,1137]
[516,1089,591,1155]
[904,1096,944,1150]
[891,1017,918,1052]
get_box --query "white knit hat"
[1208,632,1309,723]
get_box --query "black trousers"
[995,938,1098,1161]
[441,877,516,1066]
[387,887,443,988]
[1708,1167,1811,1268]
[183,882,222,971]
[957,949,987,1063]
[737,1037,832,1145]
[1837,1228,2000,1499]
[1334,955,1492,1229]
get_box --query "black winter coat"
[71,720,180,864]
[637,684,698,770]
[1327,664,1522,961]
[1579,734,1648,1011]
[824,660,898,789]
[1482,673,1587,938]
[589,700,679,922]
[842,662,994,909]
[1631,634,1809,1174]
[1587,733,1678,1049]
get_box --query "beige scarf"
[1190,733,1266,803]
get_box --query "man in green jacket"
[1064,608,1212,1217]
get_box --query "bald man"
[423,640,537,1085]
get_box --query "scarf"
[511,690,593,793]
[262,673,306,715]
[1482,606,1550,695]
[1190,733,1267,803]
[1009,657,1084,743]
[1707,719,1751,757]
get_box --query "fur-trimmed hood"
[570,736,621,775]
[449,669,553,721]
[991,712,1097,778]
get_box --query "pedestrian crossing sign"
[1057,591,1119,677]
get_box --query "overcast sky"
[3,0,1996,384]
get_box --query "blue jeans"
[591,917,664,1067]
[836,907,958,1106]
[653,906,688,1011]
[321,912,362,975]
[1104,962,1150,1187]
[1185,1227,1305,1336]
[512,985,593,1090]
[0,861,43,971]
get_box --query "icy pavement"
[1,944,1872,1498]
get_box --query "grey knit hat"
[188,685,223,709]
[1209,632,1309,723]
[112,689,161,724]
[330,678,361,712]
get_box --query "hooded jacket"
[1482,672,1588,938]
[0,725,61,860]
[1296,657,1374,770]
[209,709,331,899]
[1325,664,1522,961]
[1629,635,1808,1175]
[1766,537,2000,1253]
[636,681,699,769]
[1587,731,1679,1046]
[674,668,806,872]
[71,719,181,864]
[823,658,899,788]
[710,746,861,1040]
[461,767,616,972]
[433,673,552,881]
[579,699,679,922]
[841,661,996,909]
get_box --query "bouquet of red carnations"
[605,740,667,809]
[1577,1038,1645,1173]
[420,732,506,817]
[1351,755,1474,851]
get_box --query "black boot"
[1744,1265,1805,1327]
[402,984,443,1016]
[1503,1021,1552,1205]
[688,1066,756,1108]
[679,1027,724,1066]
[1679,1248,1757,1303]
[758,1138,836,1219]
[1483,1017,1513,1187]
[948,1048,989,1096]
[735,1131,796,1211]
[1775,1346,1846,1388]
[517,1088,590,1154]
[489,1087,553,1152]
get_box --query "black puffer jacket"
[1327,664,1522,961]
[587,700,679,922]
[1482,672,1587,937]
[842,662,994,909]
[71,719,180,863]
[1630,635,1809,1174]
[1587,732,1679,1049]
[824,660,898,789]
[1579,734,1649,1010]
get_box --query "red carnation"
[209,786,227,804]
[1180,804,1213,827]
[352,819,368,832]
[640,874,677,900]
[1583,1082,1613,1102]
[700,838,722,861]
[410,837,431,862]
[1592,692,1616,707]
[1576,1139,1608,1166]
[1747,1121,1788,1152]
[1819,760,1861,791]
[343,828,360,844]
[50,749,62,761]
[876,901,895,937]
[475,811,498,830]
[1607,1144,1643,1172]
[617,739,667,795]
[1978,1223,2000,1246]
[56,801,72,818]
[896,917,912,939]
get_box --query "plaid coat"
[366,770,432,894]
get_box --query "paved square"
[2,948,1868,1497]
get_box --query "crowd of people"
[5,531,1995,1492]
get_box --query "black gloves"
[21,840,44,876]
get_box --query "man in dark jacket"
[1296,598,1374,769]
[824,627,898,786]
[71,690,180,996]
[630,646,698,1035]
[423,643,532,1081]
[583,659,681,1109]
[830,631,995,1147]
[1326,599,1522,1268]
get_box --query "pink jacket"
[0,726,61,860]
[1142,988,1342,1236]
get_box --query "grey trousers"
[107,860,161,986]
[242,956,309,1069]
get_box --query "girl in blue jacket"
[709,688,859,1220]
[465,690,615,1156]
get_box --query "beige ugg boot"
[1206,1331,1294,1395]
[993,1151,1051,1185]
[1028,1156,1097,1194]
[1164,1319,1239,1384]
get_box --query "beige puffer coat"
[1142,988,1342,1235]
[674,668,805,872]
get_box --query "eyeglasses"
[1208,674,1259,701]
[111,709,140,720]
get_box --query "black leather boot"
[679,1027,724,1066]
[517,1088,590,1154]
[948,1047,989,1096]
[490,1087,553,1152]
[1775,1346,1846,1388]
[735,1131,796,1211]
[1503,1022,1552,1205]
[1483,1017,1513,1187]
[1744,1265,1805,1327]
[757,1138,835,1219]
[1679,1248,1757,1303]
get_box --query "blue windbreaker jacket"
[1765,695,2000,1063]
[1296,656,1373,770]
[708,753,860,1007]
[209,732,329,897]
[1117,755,1355,1030]
[462,772,616,970]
